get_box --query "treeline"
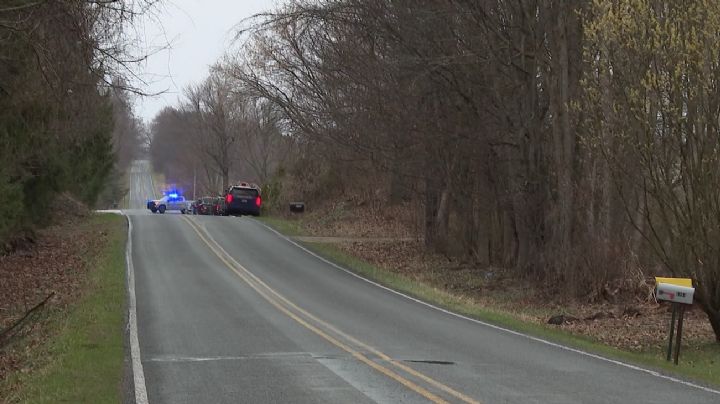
[150,0,720,340]
[0,1,146,246]
[149,69,289,200]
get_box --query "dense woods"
[147,0,720,340]
[0,1,146,246]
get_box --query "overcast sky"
[135,0,277,123]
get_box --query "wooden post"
[674,305,685,365]
[666,303,677,361]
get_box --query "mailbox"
[289,202,305,213]
[656,283,694,305]
[655,277,694,365]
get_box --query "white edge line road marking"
[125,215,149,404]
[251,218,720,396]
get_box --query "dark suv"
[224,184,261,216]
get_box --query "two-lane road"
[128,160,157,209]
[125,164,719,403]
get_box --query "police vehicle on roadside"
[147,191,192,214]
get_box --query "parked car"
[224,183,262,216]
[212,197,227,216]
[193,197,215,215]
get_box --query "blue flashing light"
[162,185,185,201]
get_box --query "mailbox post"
[655,278,694,365]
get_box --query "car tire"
[151,207,157,213]
[158,205,166,214]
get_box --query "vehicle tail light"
[226,194,233,204]
[255,196,262,207]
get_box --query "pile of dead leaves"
[542,303,714,351]
[300,202,417,239]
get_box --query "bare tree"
[236,98,287,184]
[183,70,243,192]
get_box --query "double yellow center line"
[182,216,480,404]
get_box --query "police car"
[224,182,262,216]
[147,192,192,214]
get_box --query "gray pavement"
[126,161,719,403]
[128,160,157,209]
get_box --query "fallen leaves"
[0,214,109,384]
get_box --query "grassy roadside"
[259,216,304,236]
[2,214,127,403]
[258,216,720,387]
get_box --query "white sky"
[135,0,277,123]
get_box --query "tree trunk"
[699,296,720,342]
[599,40,613,242]
[434,187,450,254]
[513,200,534,273]
[550,4,577,257]
[424,175,440,250]
[470,174,491,266]
[389,155,407,204]
[222,166,229,192]
[502,210,517,268]
[708,309,720,342]
[697,283,720,342]
[630,203,646,256]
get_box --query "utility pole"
[193,165,197,201]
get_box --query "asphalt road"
[128,160,157,209]
[125,163,719,403]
